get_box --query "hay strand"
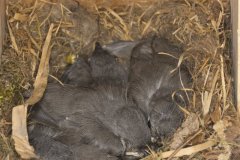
[142,140,216,160]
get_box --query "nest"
[1,0,238,159]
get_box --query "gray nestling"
[29,83,151,158]
[128,37,191,138]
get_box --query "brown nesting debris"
[8,0,98,76]
[0,0,236,159]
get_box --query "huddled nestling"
[28,37,192,160]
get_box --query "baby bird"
[88,42,129,85]
[29,123,120,160]
[61,42,129,86]
[148,94,185,137]
[61,57,93,86]
[72,144,119,160]
[28,123,74,160]
[29,83,151,159]
[128,37,191,138]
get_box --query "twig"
[141,140,216,160]
[167,130,202,160]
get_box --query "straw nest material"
[1,0,238,159]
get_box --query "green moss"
[0,79,27,158]
[0,48,32,158]
[0,84,14,107]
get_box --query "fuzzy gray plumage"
[28,37,191,160]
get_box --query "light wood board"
[231,0,240,114]
[0,0,6,66]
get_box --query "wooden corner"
[231,0,240,115]
[0,0,6,66]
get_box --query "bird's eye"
[147,120,151,128]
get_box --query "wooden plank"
[231,0,240,114]
[76,0,157,11]
[0,0,6,66]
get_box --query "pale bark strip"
[12,24,54,159]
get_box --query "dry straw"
[0,0,236,159]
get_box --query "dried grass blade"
[220,55,227,112]
[7,22,19,53]
[106,7,129,36]
[141,17,152,37]
[141,140,216,159]
[203,69,219,116]
[24,27,41,50]
[26,23,54,105]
